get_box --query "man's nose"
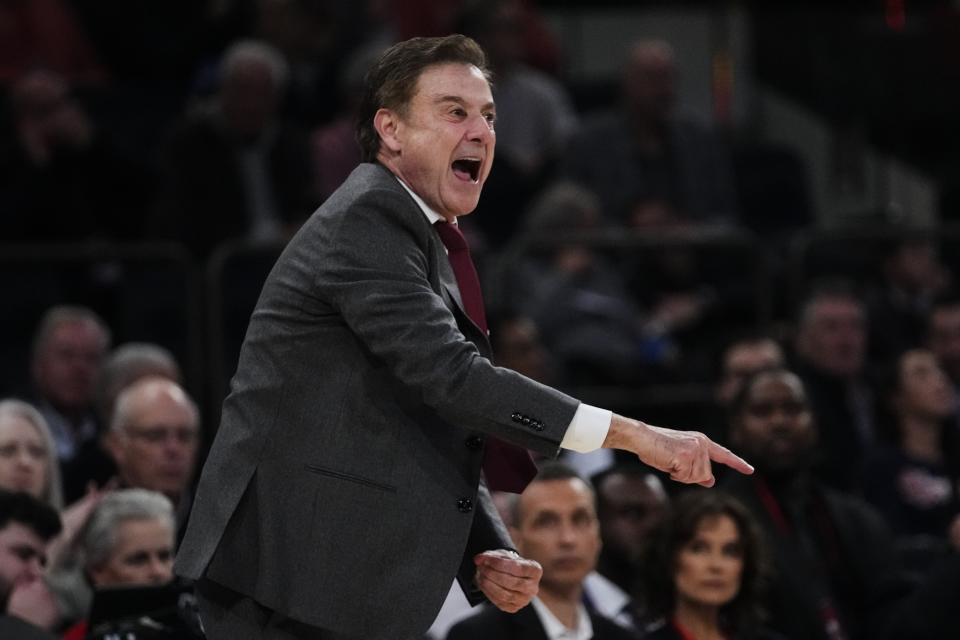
[557,523,578,545]
[148,557,172,583]
[23,556,44,581]
[466,114,494,143]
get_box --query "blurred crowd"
[1,1,959,639]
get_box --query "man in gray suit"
[175,35,752,640]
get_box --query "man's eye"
[124,552,151,566]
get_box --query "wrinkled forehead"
[409,62,493,103]
[520,478,595,514]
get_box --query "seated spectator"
[0,490,61,640]
[0,400,63,510]
[446,463,635,640]
[28,306,111,503]
[0,0,105,86]
[639,491,778,640]
[103,379,200,534]
[94,342,183,428]
[0,69,152,242]
[863,349,959,549]
[311,44,379,204]
[867,236,951,365]
[710,334,785,444]
[715,335,785,410]
[489,312,556,387]
[59,489,177,640]
[590,465,669,631]
[722,368,912,640]
[562,39,738,227]
[457,0,578,246]
[154,39,317,259]
[0,400,112,632]
[503,182,675,384]
[792,282,877,492]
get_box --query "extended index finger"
[708,441,754,475]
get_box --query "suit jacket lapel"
[433,231,492,357]
[437,252,467,317]
[384,164,492,356]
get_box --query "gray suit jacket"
[174,163,580,639]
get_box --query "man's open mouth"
[452,158,481,182]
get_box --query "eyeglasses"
[124,425,198,445]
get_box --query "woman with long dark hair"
[864,348,960,549]
[639,491,779,640]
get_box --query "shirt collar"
[583,572,632,624]
[394,175,448,226]
[530,597,594,640]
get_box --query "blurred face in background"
[674,514,744,609]
[0,414,49,499]
[885,241,944,295]
[475,0,525,68]
[895,349,956,422]
[32,319,108,413]
[596,472,668,563]
[89,517,174,587]
[795,295,866,378]
[623,41,677,124]
[0,523,47,604]
[731,371,817,476]
[221,60,279,139]
[716,339,785,407]
[512,478,601,595]
[108,381,199,501]
[493,317,551,384]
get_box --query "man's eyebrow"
[433,95,496,111]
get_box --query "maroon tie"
[435,220,538,493]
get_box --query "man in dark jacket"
[447,463,636,640]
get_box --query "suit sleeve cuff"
[560,403,612,453]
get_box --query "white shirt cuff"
[560,403,612,453]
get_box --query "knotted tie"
[435,220,538,493]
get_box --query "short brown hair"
[355,34,491,163]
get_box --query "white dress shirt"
[531,597,594,640]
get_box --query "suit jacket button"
[511,412,521,422]
[457,498,473,513]
[521,416,531,426]
[533,422,544,431]
[465,436,483,451]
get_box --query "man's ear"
[373,108,403,154]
